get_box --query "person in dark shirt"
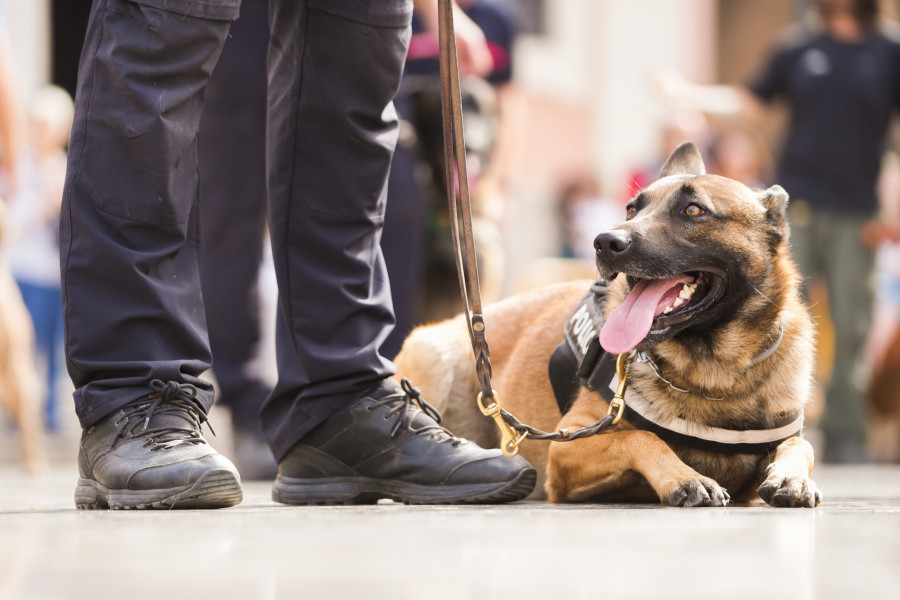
[748,4,900,218]
[653,0,900,462]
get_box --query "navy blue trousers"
[61,0,412,460]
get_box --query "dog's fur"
[395,142,821,507]
[0,201,47,473]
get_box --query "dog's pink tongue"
[599,275,693,354]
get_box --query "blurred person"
[861,150,900,374]
[381,0,520,357]
[622,110,710,202]
[0,0,23,192]
[0,0,47,472]
[861,150,900,459]
[865,229,900,366]
[197,0,276,480]
[63,0,535,510]
[709,126,772,190]
[557,173,621,261]
[653,0,900,462]
[2,85,73,432]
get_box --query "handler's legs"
[261,0,536,504]
[61,0,242,509]
[261,0,404,460]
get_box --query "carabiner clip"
[477,390,528,457]
[606,353,629,426]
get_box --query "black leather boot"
[75,380,243,510]
[272,379,536,505]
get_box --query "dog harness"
[548,280,804,455]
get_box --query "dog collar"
[548,281,802,454]
[751,320,784,365]
[606,371,803,454]
[634,320,783,400]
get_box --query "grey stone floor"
[0,457,898,600]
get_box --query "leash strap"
[437,0,488,391]
[439,0,522,456]
[437,2,617,454]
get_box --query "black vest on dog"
[548,280,618,415]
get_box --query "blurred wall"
[515,0,716,195]
[3,0,51,104]
[502,0,718,291]
[498,0,900,292]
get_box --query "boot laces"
[112,380,214,451]
[369,378,465,446]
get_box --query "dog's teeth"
[663,307,673,314]
[673,297,685,308]
[678,283,697,300]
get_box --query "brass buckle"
[477,390,528,457]
[606,353,629,426]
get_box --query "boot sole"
[75,469,243,510]
[271,467,537,505]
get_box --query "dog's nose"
[594,229,632,257]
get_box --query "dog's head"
[596,141,791,355]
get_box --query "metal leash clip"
[477,390,529,457]
[607,353,629,426]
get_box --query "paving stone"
[0,462,898,599]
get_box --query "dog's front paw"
[758,472,821,507]
[662,475,730,507]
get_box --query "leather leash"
[437,0,622,456]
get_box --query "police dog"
[395,142,821,507]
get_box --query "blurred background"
[2,0,900,471]
[0,0,812,281]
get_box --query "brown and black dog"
[395,141,821,507]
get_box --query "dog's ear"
[759,185,790,246]
[658,141,706,178]
[759,184,788,225]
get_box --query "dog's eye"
[626,206,636,220]
[684,204,705,216]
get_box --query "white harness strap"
[608,373,804,447]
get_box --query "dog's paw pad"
[664,476,729,507]
[758,474,821,508]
